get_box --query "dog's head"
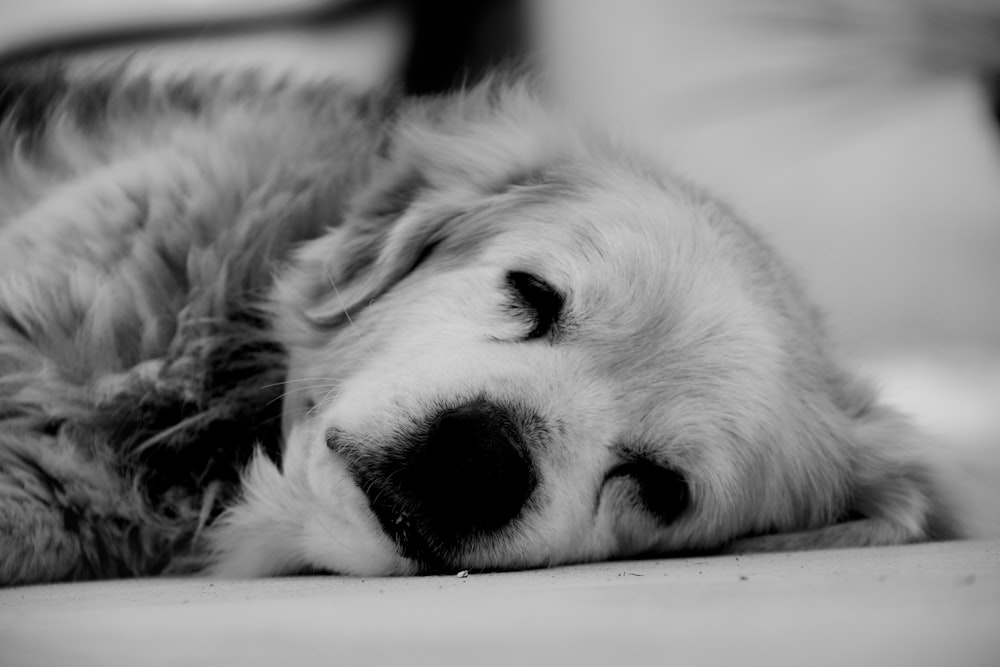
[208,78,958,577]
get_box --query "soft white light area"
[863,353,1000,445]
[1,0,328,49]
[534,0,1000,353]
[0,0,408,86]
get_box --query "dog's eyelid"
[605,452,690,526]
[504,270,564,340]
[410,239,441,272]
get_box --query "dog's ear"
[273,77,557,346]
[730,374,964,553]
[270,162,442,346]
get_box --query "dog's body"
[0,60,960,586]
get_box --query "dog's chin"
[297,423,470,575]
[295,414,550,576]
[207,419,419,578]
[293,421,422,576]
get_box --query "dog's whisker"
[325,272,374,358]
[258,376,343,390]
[266,383,342,408]
[314,383,348,413]
[274,382,341,396]
[129,409,221,457]
[311,512,357,553]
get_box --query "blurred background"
[1,0,998,502]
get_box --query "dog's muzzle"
[331,398,538,568]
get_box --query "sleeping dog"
[0,60,960,585]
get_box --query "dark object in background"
[988,72,1000,131]
[0,0,527,97]
[0,0,383,64]
[401,0,525,95]
[0,0,994,125]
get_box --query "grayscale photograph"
[0,1,998,665]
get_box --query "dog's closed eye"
[504,271,563,340]
[605,457,690,526]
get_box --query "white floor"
[2,540,998,667]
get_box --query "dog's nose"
[398,399,536,542]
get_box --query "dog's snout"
[397,399,537,543]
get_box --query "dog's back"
[0,61,389,584]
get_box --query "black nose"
[386,399,537,545]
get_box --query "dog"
[0,58,962,586]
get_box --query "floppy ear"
[269,164,440,355]
[730,384,964,553]
[287,166,438,309]
[272,78,555,349]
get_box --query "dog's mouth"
[326,398,540,573]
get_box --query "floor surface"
[2,540,998,667]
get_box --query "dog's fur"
[0,59,962,586]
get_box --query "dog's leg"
[0,431,166,586]
[726,517,924,553]
[0,341,222,585]
[729,404,966,553]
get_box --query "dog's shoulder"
[0,58,197,153]
[0,57,398,176]
[0,60,407,584]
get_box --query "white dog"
[0,60,960,585]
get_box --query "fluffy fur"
[0,58,963,586]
